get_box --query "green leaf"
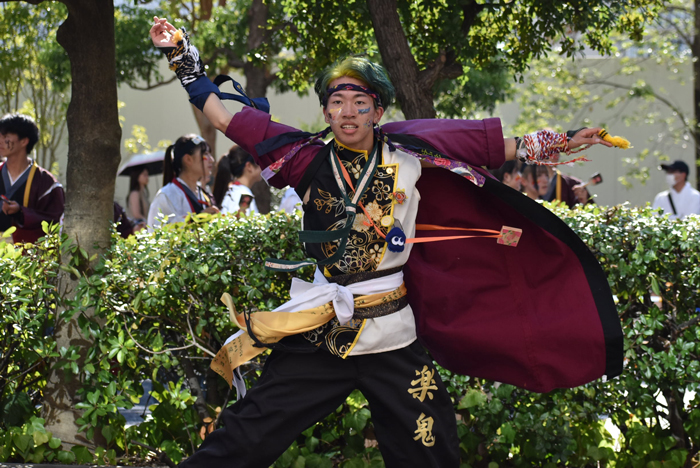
[458,389,487,409]
[57,450,76,464]
[32,430,50,446]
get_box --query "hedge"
[0,204,699,468]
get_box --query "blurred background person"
[212,150,234,209]
[147,134,219,229]
[126,167,150,224]
[220,146,262,216]
[0,113,64,244]
[278,187,303,214]
[113,201,141,238]
[651,160,700,219]
[536,166,550,198]
[198,141,215,208]
[490,160,522,191]
[520,165,540,200]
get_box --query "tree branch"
[656,14,692,49]
[209,48,246,70]
[584,79,695,142]
[128,76,178,91]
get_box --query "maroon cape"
[226,108,623,393]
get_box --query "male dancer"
[149,18,621,467]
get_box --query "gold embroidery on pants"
[414,413,436,447]
[408,365,438,402]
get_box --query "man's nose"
[340,104,356,116]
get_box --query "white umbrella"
[117,151,165,176]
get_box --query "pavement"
[117,380,155,428]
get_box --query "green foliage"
[0,2,70,172]
[3,205,700,466]
[0,227,60,432]
[115,3,169,89]
[275,0,664,117]
[515,0,697,189]
[68,211,312,463]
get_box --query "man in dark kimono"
[0,114,64,244]
[149,18,623,468]
[543,167,594,208]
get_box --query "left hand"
[569,127,614,150]
[2,199,20,215]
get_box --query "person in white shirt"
[651,160,700,220]
[278,187,303,214]
[147,134,220,229]
[218,146,262,216]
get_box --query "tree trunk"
[244,0,274,213]
[194,106,219,156]
[367,0,436,119]
[41,0,122,446]
[694,0,700,189]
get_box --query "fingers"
[152,16,177,32]
[163,19,177,32]
[572,127,613,147]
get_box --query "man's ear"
[19,137,30,151]
[374,106,385,124]
[323,107,330,124]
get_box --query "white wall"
[114,67,322,205]
[495,57,695,208]
[46,57,693,210]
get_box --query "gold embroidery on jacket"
[408,365,438,402]
[414,413,436,447]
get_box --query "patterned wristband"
[518,129,591,166]
[164,28,206,87]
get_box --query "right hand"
[149,16,177,48]
[203,206,220,215]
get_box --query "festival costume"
[180,108,623,468]
[0,160,64,244]
[211,108,621,389]
[159,34,622,466]
[543,170,592,208]
[147,178,205,229]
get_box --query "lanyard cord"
[265,142,380,272]
[331,145,386,240]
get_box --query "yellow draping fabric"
[210,283,408,387]
[23,162,37,207]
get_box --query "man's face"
[666,170,686,185]
[323,76,384,152]
[0,132,27,159]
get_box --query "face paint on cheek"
[363,118,373,129]
[357,107,371,114]
[5,139,14,151]
[327,106,343,124]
